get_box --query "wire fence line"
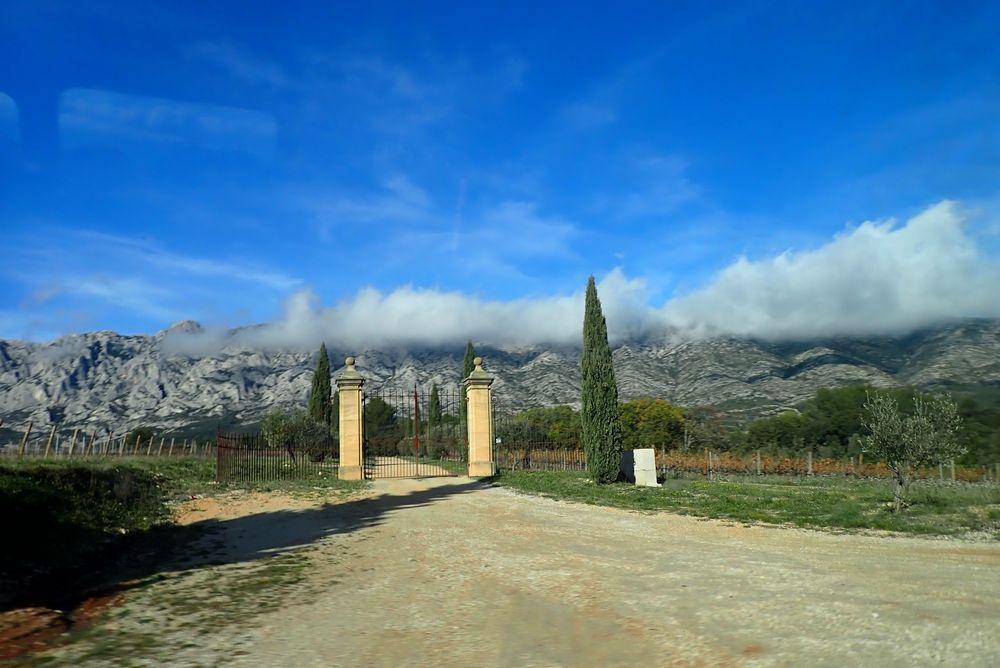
[495,445,1000,483]
[0,420,216,459]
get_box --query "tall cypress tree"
[460,340,475,424]
[581,276,623,483]
[428,383,441,434]
[308,343,332,427]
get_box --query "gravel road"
[40,477,1000,667]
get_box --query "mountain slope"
[1,319,998,435]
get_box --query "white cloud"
[662,200,1000,339]
[162,269,656,354]
[465,201,576,258]
[0,91,18,143]
[59,88,277,158]
[561,102,617,130]
[161,200,1000,353]
[19,230,301,293]
[66,275,183,321]
[303,176,577,277]
[308,175,433,230]
[183,41,289,87]
[617,155,701,218]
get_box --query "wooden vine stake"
[18,421,33,456]
[44,425,56,457]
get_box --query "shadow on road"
[3,478,490,616]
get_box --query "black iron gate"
[363,385,467,478]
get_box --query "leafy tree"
[364,396,398,456]
[619,398,684,451]
[580,276,623,483]
[528,406,581,448]
[799,386,871,451]
[428,383,442,456]
[682,405,729,451]
[954,389,1000,465]
[289,411,334,462]
[307,343,333,427]
[797,386,920,456]
[861,390,965,512]
[745,411,809,453]
[261,409,290,448]
[261,408,333,461]
[497,406,582,449]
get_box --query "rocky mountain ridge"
[1,319,998,437]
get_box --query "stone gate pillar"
[336,356,365,481]
[464,356,496,477]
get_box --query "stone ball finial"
[345,356,355,367]
[474,356,483,367]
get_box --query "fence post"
[18,421,33,456]
[157,437,165,456]
[168,437,175,457]
[950,459,956,482]
[336,356,365,481]
[44,425,56,457]
[756,450,762,476]
[68,428,79,456]
[807,450,813,476]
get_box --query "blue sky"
[1,1,999,346]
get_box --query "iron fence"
[216,431,338,483]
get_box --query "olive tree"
[861,390,965,512]
[261,409,291,448]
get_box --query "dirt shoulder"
[32,477,1000,667]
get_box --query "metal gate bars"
[362,385,467,479]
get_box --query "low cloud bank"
[662,200,1000,339]
[162,270,660,355]
[162,200,1000,355]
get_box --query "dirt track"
[40,477,1000,667]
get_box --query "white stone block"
[620,448,660,487]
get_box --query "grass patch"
[494,470,1000,537]
[45,550,320,666]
